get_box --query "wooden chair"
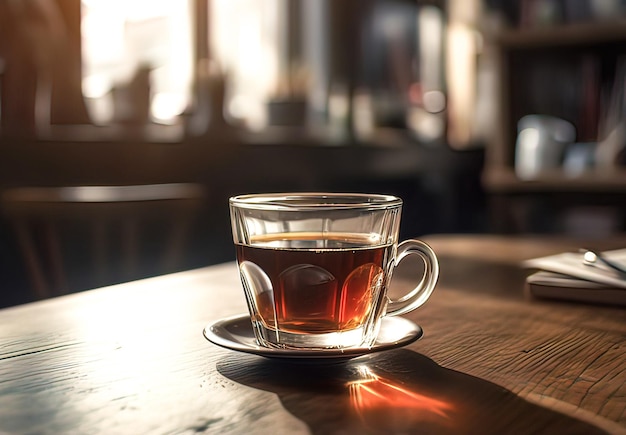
[1,183,206,300]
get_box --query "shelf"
[494,19,626,49]
[1,123,186,145]
[483,168,626,193]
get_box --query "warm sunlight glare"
[349,365,454,429]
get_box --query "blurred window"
[81,0,282,130]
[210,0,283,130]
[81,0,193,124]
[79,0,447,139]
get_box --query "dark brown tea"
[236,232,392,335]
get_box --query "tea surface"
[236,232,392,334]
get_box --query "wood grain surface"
[0,235,624,434]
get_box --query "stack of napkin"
[522,248,626,306]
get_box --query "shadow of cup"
[216,349,608,434]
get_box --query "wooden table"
[0,235,624,434]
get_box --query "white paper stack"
[522,249,626,306]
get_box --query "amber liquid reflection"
[349,366,454,430]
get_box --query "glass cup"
[229,193,439,350]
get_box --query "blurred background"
[0,0,625,307]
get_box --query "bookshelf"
[483,19,626,194]
[480,12,626,235]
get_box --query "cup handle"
[386,239,439,317]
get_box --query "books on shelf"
[499,0,625,28]
[522,248,626,306]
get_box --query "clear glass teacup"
[229,193,439,350]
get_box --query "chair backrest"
[1,183,206,300]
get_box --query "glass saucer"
[203,314,423,362]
